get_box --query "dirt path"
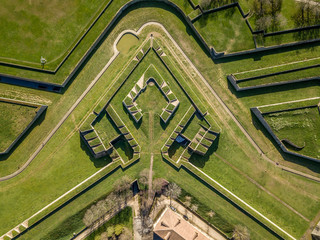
[148,112,154,200]
[148,153,154,200]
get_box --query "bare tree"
[119,227,132,240]
[233,225,250,240]
[164,182,181,206]
[138,169,150,190]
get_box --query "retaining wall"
[0,98,47,156]
[251,107,320,163]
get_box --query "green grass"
[179,187,234,237]
[93,112,120,147]
[234,58,320,79]
[135,80,168,115]
[113,137,134,162]
[0,101,38,152]
[116,33,139,54]
[193,7,255,53]
[263,107,320,159]
[85,207,133,240]
[0,0,108,69]
[237,65,320,88]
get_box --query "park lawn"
[117,33,139,55]
[193,6,255,53]
[0,0,197,83]
[263,107,320,159]
[0,0,108,69]
[0,101,37,152]
[0,5,320,240]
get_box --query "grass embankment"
[260,99,320,159]
[193,7,255,53]
[233,57,320,79]
[0,0,108,69]
[0,101,37,152]
[237,65,320,88]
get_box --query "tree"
[83,209,94,227]
[207,210,215,218]
[232,225,250,240]
[114,175,133,206]
[40,56,47,69]
[107,226,115,239]
[152,178,166,195]
[100,232,108,240]
[115,224,124,236]
[138,169,150,190]
[164,182,181,206]
[119,227,132,240]
[190,204,198,212]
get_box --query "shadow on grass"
[227,77,320,99]
[213,41,320,65]
[251,111,320,174]
[189,135,220,168]
[80,140,112,168]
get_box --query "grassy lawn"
[262,104,320,159]
[0,0,108,69]
[117,33,139,54]
[135,80,168,115]
[1,3,320,240]
[0,101,38,152]
[193,7,255,53]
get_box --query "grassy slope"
[193,7,255,53]
[264,107,320,159]
[0,0,106,69]
[0,102,36,152]
[0,4,319,240]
